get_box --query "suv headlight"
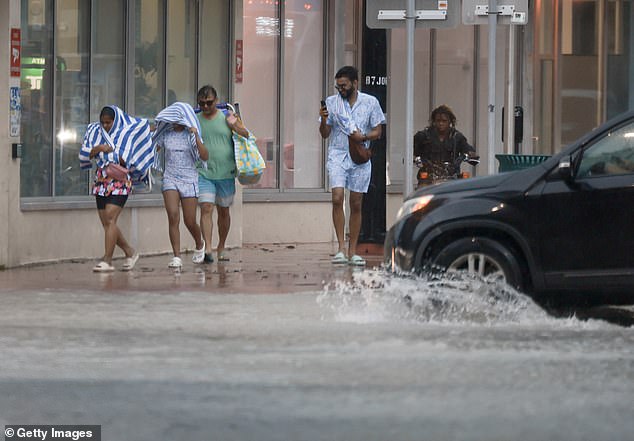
[395,195,434,223]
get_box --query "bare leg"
[96,204,131,264]
[97,206,134,258]
[331,187,346,254]
[181,197,203,250]
[216,205,231,257]
[199,202,215,254]
[163,190,182,257]
[348,191,363,257]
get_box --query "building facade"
[1,0,633,267]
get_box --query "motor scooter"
[415,153,480,188]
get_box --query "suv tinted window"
[578,121,634,178]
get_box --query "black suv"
[385,111,634,296]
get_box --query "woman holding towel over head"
[153,102,209,269]
[79,106,154,273]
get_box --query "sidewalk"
[0,242,385,294]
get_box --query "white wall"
[242,201,334,244]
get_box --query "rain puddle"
[318,268,559,325]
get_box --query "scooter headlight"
[395,195,434,223]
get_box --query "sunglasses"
[198,99,216,107]
[334,83,352,91]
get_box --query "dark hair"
[335,66,358,83]
[197,85,217,100]
[99,106,115,120]
[429,104,457,128]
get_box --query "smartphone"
[320,100,327,109]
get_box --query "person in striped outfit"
[79,106,153,272]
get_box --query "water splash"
[317,268,552,325]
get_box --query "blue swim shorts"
[198,176,236,207]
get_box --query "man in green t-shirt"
[196,85,249,263]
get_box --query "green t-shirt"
[197,112,236,180]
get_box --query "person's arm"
[456,131,475,154]
[414,129,433,160]
[319,105,331,139]
[89,144,112,159]
[350,125,382,143]
[189,127,209,161]
[227,112,250,138]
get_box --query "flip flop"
[122,253,139,271]
[331,251,348,264]
[349,254,366,266]
[93,261,115,272]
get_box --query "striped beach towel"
[152,102,205,172]
[79,106,154,181]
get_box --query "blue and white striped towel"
[152,102,205,172]
[79,105,154,181]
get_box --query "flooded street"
[1,260,632,441]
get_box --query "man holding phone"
[196,85,248,263]
[319,66,385,266]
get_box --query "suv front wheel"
[432,237,524,289]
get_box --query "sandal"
[168,256,182,268]
[349,254,366,266]
[192,239,206,264]
[93,261,115,272]
[122,253,139,271]
[331,251,348,264]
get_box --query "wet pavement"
[0,242,384,294]
[1,243,633,441]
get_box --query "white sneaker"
[192,239,205,264]
[168,256,182,268]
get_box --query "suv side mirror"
[557,156,573,181]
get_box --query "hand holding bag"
[105,162,130,181]
[226,104,266,185]
[348,135,372,164]
[100,129,130,181]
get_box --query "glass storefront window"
[283,1,324,189]
[243,0,280,189]
[243,0,326,190]
[167,0,197,105]
[91,0,125,120]
[20,0,171,199]
[21,0,54,197]
[54,0,91,197]
[21,0,126,198]
[199,0,230,101]
[134,0,165,119]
